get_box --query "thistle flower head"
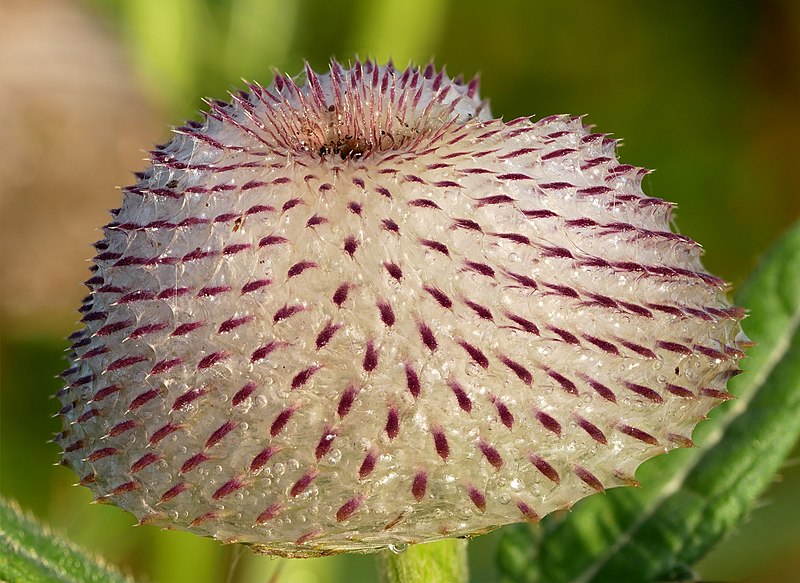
[56,60,747,557]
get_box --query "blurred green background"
[1,0,798,581]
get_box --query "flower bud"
[57,60,747,557]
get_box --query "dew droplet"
[465,362,482,377]
[389,543,408,554]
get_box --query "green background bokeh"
[2,1,798,581]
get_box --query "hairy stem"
[378,539,469,583]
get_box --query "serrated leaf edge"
[0,496,134,583]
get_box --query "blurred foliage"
[1,0,799,582]
[0,496,132,583]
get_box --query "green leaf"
[496,221,800,583]
[0,497,133,583]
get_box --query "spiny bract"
[56,60,747,557]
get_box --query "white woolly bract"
[56,60,746,557]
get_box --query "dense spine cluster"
[56,60,747,557]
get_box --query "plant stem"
[377,539,469,583]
